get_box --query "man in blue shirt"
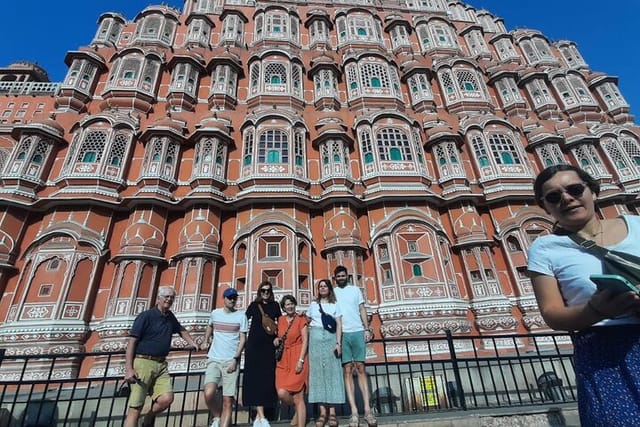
[124,286,199,427]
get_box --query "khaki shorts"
[204,360,239,397]
[129,357,172,408]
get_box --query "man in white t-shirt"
[333,266,377,427]
[203,288,248,427]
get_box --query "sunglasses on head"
[542,183,587,204]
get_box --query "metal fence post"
[445,329,467,410]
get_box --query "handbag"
[275,317,295,362]
[569,234,640,286]
[318,302,337,333]
[258,304,277,335]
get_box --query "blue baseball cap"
[223,288,238,298]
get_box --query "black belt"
[136,354,166,363]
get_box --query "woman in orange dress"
[273,295,308,427]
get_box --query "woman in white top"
[307,279,344,427]
[528,164,640,426]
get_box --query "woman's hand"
[295,358,304,374]
[589,289,640,318]
[273,337,281,347]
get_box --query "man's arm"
[124,336,138,382]
[179,329,200,351]
[204,324,213,348]
[359,303,372,342]
[228,332,246,373]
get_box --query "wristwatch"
[234,356,241,361]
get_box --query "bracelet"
[298,358,304,363]
[587,301,607,318]
[234,356,241,361]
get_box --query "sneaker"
[261,418,271,427]
[253,418,262,427]
[210,417,221,427]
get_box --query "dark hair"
[315,279,336,303]
[254,280,275,303]
[533,164,600,208]
[333,265,348,277]
[280,294,297,310]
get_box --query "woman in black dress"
[243,281,282,427]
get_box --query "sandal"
[328,414,339,427]
[348,414,359,427]
[290,412,298,426]
[315,414,327,427]
[363,412,377,427]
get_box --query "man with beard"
[333,266,377,427]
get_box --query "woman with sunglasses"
[243,281,282,427]
[528,164,640,425]
[274,295,308,427]
[307,279,344,427]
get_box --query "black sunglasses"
[226,296,238,301]
[259,288,271,293]
[542,183,587,204]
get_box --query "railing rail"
[0,331,576,426]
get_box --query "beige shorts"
[129,357,171,408]
[204,359,239,397]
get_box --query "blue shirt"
[129,307,183,357]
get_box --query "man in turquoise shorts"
[333,266,377,427]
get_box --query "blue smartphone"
[590,274,639,295]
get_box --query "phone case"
[590,274,639,295]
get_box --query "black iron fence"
[0,331,576,426]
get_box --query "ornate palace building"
[0,0,638,376]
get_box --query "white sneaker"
[261,418,271,427]
[210,417,220,427]
[253,418,262,427]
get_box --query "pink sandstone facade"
[0,0,638,377]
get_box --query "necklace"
[581,220,604,241]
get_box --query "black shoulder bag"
[318,302,337,333]
[569,233,640,286]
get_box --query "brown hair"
[254,280,275,303]
[315,279,336,304]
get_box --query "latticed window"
[520,38,555,64]
[568,75,595,104]
[294,131,305,167]
[390,25,411,49]
[536,144,566,167]
[93,18,123,45]
[0,148,8,173]
[406,0,446,10]
[142,136,179,179]
[186,18,211,45]
[249,61,303,98]
[320,139,350,178]
[346,59,401,100]
[360,129,374,164]
[194,0,215,13]
[448,3,470,20]
[478,14,497,32]
[258,130,288,164]
[495,78,522,106]
[108,133,129,167]
[573,144,606,177]
[596,82,627,109]
[377,128,412,161]
[6,136,53,179]
[407,73,433,104]
[243,130,254,166]
[471,135,490,167]
[493,39,520,61]
[438,67,486,103]
[602,137,640,175]
[526,79,555,108]
[336,14,381,44]
[433,23,456,48]
[134,15,176,45]
[254,11,298,43]
[559,44,587,68]
[309,19,329,44]
[107,55,161,95]
[77,130,107,164]
[63,60,98,92]
[416,25,432,50]
[222,14,244,44]
[313,69,338,99]
[170,63,199,97]
[464,30,489,55]
[193,137,227,180]
[211,64,238,97]
[622,137,640,167]
[489,134,522,165]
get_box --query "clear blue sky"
[2,1,638,118]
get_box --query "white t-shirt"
[334,285,365,332]
[527,215,640,326]
[307,301,341,328]
[207,308,249,361]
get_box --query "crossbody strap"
[568,233,610,259]
[318,302,325,314]
[280,316,295,341]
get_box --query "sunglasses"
[226,296,238,301]
[259,288,271,293]
[542,183,587,204]
[160,295,175,300]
